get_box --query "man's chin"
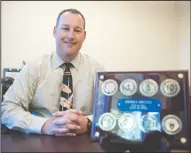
[64,51,78,56]
[61,50,79,60]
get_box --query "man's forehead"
[59,12,84,27]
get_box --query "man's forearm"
[1,102,48,134]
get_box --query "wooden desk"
[1,130,102,152]
[1,130,190,152]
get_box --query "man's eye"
[62,28,69,31]
[75,30,81,33]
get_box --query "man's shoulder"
[80,53,96,64]
[27,52,53,67]
[80,53,104,72]
[22,52,53,72]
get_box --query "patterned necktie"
[59,63,73,111]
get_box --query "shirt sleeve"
[95,61,105,72]
[86,59,105,121]
[1,62,48,134]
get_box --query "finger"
[55,132,76,136]
[69,113,80,122]
[52,109,82,117]
[66,124,81,130]
[52,128,69,133]
[52,111,65,117]
[70,109,83,115]
[53,118,72,125]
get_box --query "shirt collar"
[53,52,81,71]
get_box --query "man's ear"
[53,26,56,38]
[83,31,86,41]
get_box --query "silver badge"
[101,79,118,96]
[140,114,158,133]
[160,79,180,97]
[120,79,138,96]
[118,113,136,132]
[98,112,116,131]
[162,114,182,135]
[139,79,158,97]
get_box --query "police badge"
[91,71,190,150]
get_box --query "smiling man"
[54,10,86,62]
[1,9,104,136]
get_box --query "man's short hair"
[56,8,86,30]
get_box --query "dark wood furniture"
[1,130,103,152]
[1,130,190,152]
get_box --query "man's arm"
[1,62,48,134]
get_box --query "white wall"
[1,1,190,75]
[175,1,190,80]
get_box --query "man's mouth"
[64,41,76,45]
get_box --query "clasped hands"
[41,109,88,136]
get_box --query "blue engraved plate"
[91,71,190,150]
[117,98,162,112]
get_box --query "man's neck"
[63,56,75,62]
[57,52,78,62]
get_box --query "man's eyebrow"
[61,24,69,27]
[61,24,83,29]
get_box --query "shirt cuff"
[29,115,48,134]
[86,114,93,122]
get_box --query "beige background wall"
[175,2,190,75]
[1,1,190,81]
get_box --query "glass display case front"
[91,71,190,149]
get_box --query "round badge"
[139,79,158,97]
[162,114,182,135]
[160,79,180,97]
[101,79,118,96]
[140,114,158,133]
[120,79,138,96]
[98,112,116,131]
[118,113,136,132]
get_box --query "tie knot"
[64,63,73,71]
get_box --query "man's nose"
[67,30,75,39]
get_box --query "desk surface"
[1,131,102,152]
[1,130,190,152]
